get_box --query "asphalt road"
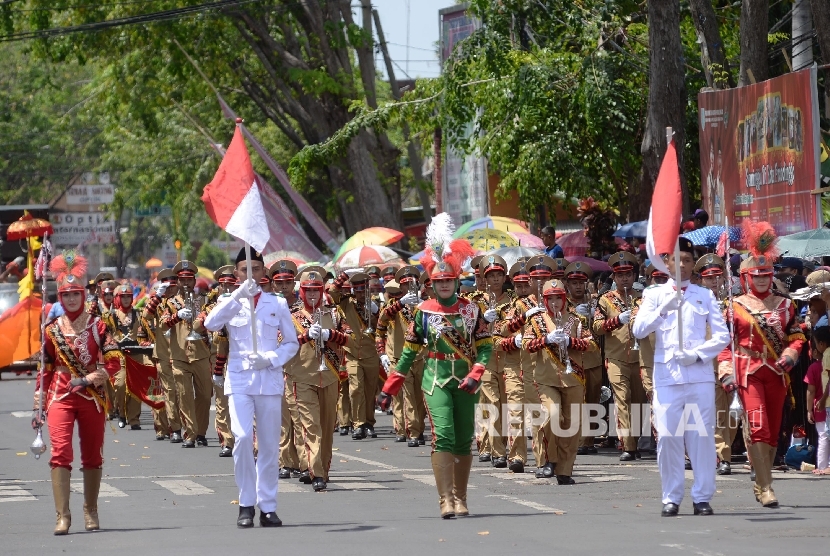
[1,375,828,555]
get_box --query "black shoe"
[535,462,555,478]
[717,461,731,475]
[196,435,208,447]
[366,425,377,438]
[508,459,525,473]
[290,468,302,479]
[155,432,167,441]
[298,470,312,484]
[585,446,597,454]
[312,477,327,492]
[237,506,255,528]
[661,503,679,517]
[395,435,406,442]
[109,412,118,421]
[170,430,183,443]
[693,502,713,516]
[219,446,233,457]
[577,446,588,456]
[418,433,425,445]
[130,424,141,430]
[634,450,642,459]
[182,439,196,448]
[279,467,291,479]
[685,458,693,470]
[478,452,491,462]
[407,438,419,447]
[339,427,350,436]
[620,451,636,462]
[259,511,282,527]
[118,416,126,429]
[492,456,507,469]
[352,427,367,440]
[557,475,575,485]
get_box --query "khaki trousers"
[280,389,300,469]
[402,358,425,439]
[153,405,169,434]
[337,379,351,428]
[392,390,405,434]
[347,357,379,428]
[479,371,507,458]
[607,360,646,452]
[171,358,211,440]
[157,358,182,432]
[289,381,339,480]
[714,383,737,462]
[214,382,233,448]
[580,365,603,447]
[113,365,141,426]
[532,382,584,475]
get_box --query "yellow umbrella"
[459,229,519,252]
[197,266,215,280]
[145,257,163,268]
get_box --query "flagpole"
[245,242,258,355]
[665,126,684,350]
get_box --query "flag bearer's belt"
[738,346,776,361]
[427,351,462,361]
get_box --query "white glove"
[545,329,568,346]
[524,306,545,319]
[632,282,644,292]
[154,282,169,296]
[400,292,420,306]
[177,308,193,321]
[370,300,379,314]
[232,278,260,301]
[674,349,698,366]
[247,353,271,371]
[380,354,391,372]
[659,296,681,314]
[308,324,330,342]
[212,375,224,388]
[618,310,631,324]
[483,308,498,323]
[513,334,523,349]
[575,304,590,316]
[12,256,25,267]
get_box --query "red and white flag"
[645,139,683,275]
[201,124,270,252]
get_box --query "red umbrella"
[6,213,53,240]
[556,232,589,257]
[566,256,611,273]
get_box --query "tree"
[739,0,769,86]
[688,0,735,89]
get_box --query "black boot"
[491,456,507,469]
[219,446,233,457]
[352,426,367,440]
[478,452,491,462]
[395,435,406,442]
[170,430,183,443]
[182,439,196,448]
[418,433,425,445]
[717,461,731,475]
[118,416,126,429]
[535,462,555,478]
[196,435,208,447]
[693,502,713,516]
[620,451,637,462]
[279,467,291,479]
[407,438,420,447]
[557,475,575,485]
[259,511,282,527]
[661,503,679,517]
[237,506,255,528]
[312,477,327,492]
[339,427,350,436]
[508,459,525,473]
[298,470,312,484]
[365,425,377,438]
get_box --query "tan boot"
[765,443,780,506]
[51,467,71,535]
[82,468,102,531]
[749,443,778,507]
[431,452,456,519]
[452,455,473,516]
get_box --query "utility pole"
[373,9,432,226]
[792,0,813,71]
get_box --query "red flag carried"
[201,122,270,252]
[645,139,683,275]
[124,356,166,410]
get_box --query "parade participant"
[381,265,398,285]
[328,271,380,440]
[593,251,645,460]
[271,260,298,304]
[206,265,237,457]
[495,262,538,472]
[204,247,299,527]
[377,213,492,519]
[564,261,602,455]
[143,269,183,442]
[552,258,569,279]
[286,267,351,491]
[109,284,145,430]
[632,237,730,517]
[375,279,408,441]
[463,255,492,461]
[694,254,736,475]
[366,266,383,295]
[87,272,114,316]
[135,276,170,440]
[395,266,428,446]
[522,278,596,484]
[163,260,212,448]
[717,221,805,508]
[636,263,663,455]
[477,255,509,468]
[32,251,121,534]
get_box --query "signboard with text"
[66,184,115,206]
[49,212,116,246]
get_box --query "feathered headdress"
[50,250,88,292]
[739,219,778,275]
[422,213,475,280]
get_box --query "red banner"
[698,66,820,234]
[124,355,166,410]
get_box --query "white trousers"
[653,382,716,505]
[817,419,830,470]
[228,393,282,512]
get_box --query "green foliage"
[195,242,229,269]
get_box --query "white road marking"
[277,481,307,493]
[70,482,128,497]
[0,485,36,502]
[328,477,388,490]
[338,455,398,470]
[153,480,214,496]
[10,411,32,418]
[487,494,566,514]
[403,474,477,489]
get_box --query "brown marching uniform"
[204,291,234,449]
[592,290,645,452]
[143,293,181,433]
[567,297,603,448]
[110,307,144,427]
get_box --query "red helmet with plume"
[421,213,475,280]
[49,250,88,293]
[739,219,779,276]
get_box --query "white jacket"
[204,293,299,396]
[631,281,729,387]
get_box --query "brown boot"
[452,455,473,516]
[82,468,102,530]
[431,452,455,519]
[765,443,780,506]
[749,443,777,507]
[51,467,71,535]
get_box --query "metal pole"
[245,243,258,355]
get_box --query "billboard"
[698,66,820,234]
[49,212,116,246]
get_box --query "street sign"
[134,206,172,217]
[49,212,116,246]
[66,184,115,205]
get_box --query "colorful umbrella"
[492,246,542,269]
[776,228,830,258]
[145,257,163,269]
[556,232,589,257]
[265,250,308,267]
[336,245,401,271]
[612,220,647,239]
[335,227,404,261]
[566,255,612,273]
[682,225,742,247]
[455,216,529,236]
[509,231,545,249]
[457,229,518,252]
[6,213,53,240]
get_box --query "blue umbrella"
[682,225,741,247]
[612,220,647,238]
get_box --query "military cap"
[101,280,118,293]
[479,254,507,276]
[552,258,570,278]
[564,261,592,281]
[509,261,531,283]
[384,279,402,295]
[365,266,381,279]
[157,268,176,282]
[214,265,235,283]
[381,265,398,280]
[349,272,370,290]
[609,251,637,274]
[299,267,326,288]
[94,272,114,284]
[269,259,298,281]
[172,260,197,277]
[694,254,724,277]
[470,255,485,275]
[527,255,557,277]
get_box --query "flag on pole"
[645,139,683,275]
[201,122,270,252]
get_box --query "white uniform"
[205,293,299,513]
[631,280,729,506]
